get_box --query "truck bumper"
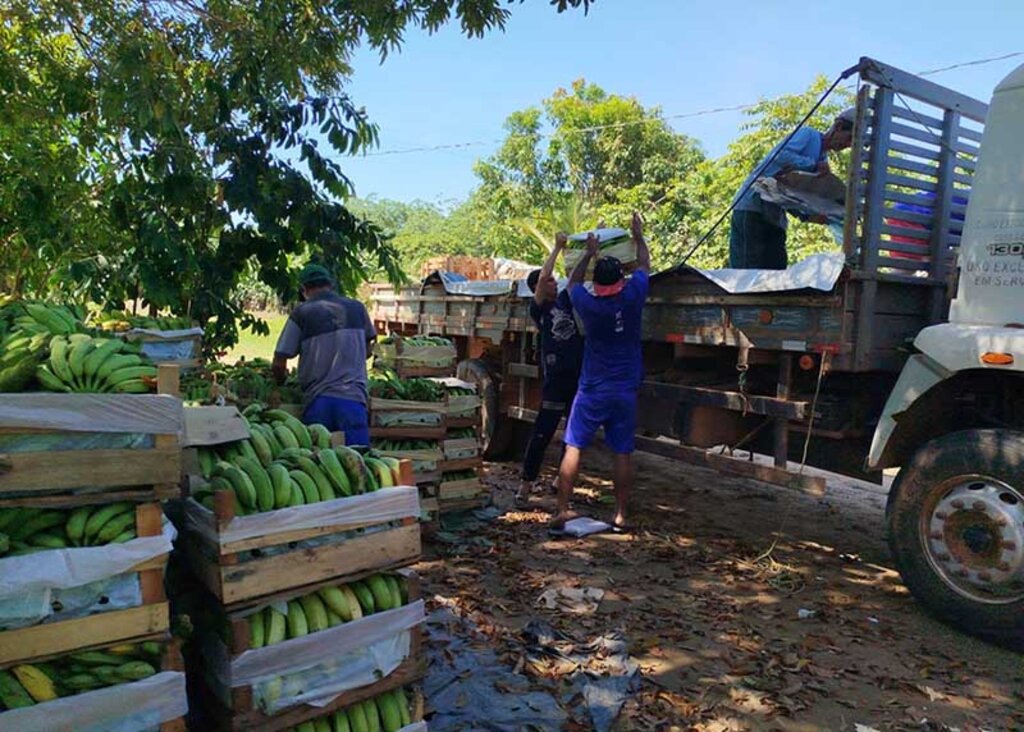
[867,353,951,470]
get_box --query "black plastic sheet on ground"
[424,605,640,731]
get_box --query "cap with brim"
[299,264,332,286]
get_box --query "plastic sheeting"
[424,606,567,730]
[184,486,419,546]
[226,600,425,713]
[0,671,187,732]
[0,393,182,434]
[0,521,175,627]
[564,228,637,273]
[695,252,845,294]
[0,572,141,631]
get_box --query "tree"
[472,80,706,264]
[1,0,590,348]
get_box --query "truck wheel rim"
[922,474,1024,604]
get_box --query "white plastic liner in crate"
[375,340,456,368]
[207,600,425,713]
[370,397,446,428]
[374,446,444,474]
[0,670,187,732]
[126,327,203,363]
[0,522,176,629]
[184,486,419,547]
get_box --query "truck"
[367,57,1024,640]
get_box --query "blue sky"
[339,0,1023,204]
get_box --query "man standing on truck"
[272,263,376,446]
[517,232,585,506]
[729,108,856,269]
[549,212,650,533]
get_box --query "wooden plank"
[507,362,540,379]
[368,425,446,440]
[859,57,988,122]
[0,445,181,493]
[877,255,929,271]
[216,523,422,605]
[884,170,938,192]
[886,152,939,179]
[887,122,942,151]
[137,502,166,603]
[183,406,250,447]
[639,381,808,420]
[890,104,945,131]
[880,222,930,241]
[0,603,169,667]
[157,363,181,397]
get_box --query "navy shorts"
[564,389,637,454]
[302,396,369,447]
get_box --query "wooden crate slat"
[0,444,180,493]
[0,603,169,668]
[189,523,421,605]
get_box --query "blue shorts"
[302,396,370,447]
[564,389,637,454]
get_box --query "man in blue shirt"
[550,212,650,533]
[729,108,856,269]
[518,232,584,505]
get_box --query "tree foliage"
[366,76,856,274]
[0,0,589,348]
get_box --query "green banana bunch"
[0,503,139,556]
[37,334,156,394]
[282,688,413,732]
[201,416,374,512]
[251,574,406,651]
[0,641,164,709]
[0,330,50,392]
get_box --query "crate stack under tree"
[173,402,426,732]
[0,365,188,731]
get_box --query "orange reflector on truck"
[981,352,1014,365]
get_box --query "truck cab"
[869,63,1024,640]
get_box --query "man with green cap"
[272,263,376,445]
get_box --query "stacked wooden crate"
[174,407,426,731]
[370,379,486,516]
[0,366,188,729]
[435,380,486,512]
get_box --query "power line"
[359,52,1022,159]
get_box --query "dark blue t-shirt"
[529,289,583,381]
[569,270,649,393]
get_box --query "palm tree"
[516,195,598,261]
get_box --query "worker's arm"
[631,212,650,273]
[567,233,599,288]
[272,317,301,385]
[535,232,567,305]
[271,354,289,385]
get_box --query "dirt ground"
[415,445,1023,732]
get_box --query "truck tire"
[456,358,514,459]
[887,428,1024,643]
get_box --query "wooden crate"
[181,480,421,606]
[0,502,170,666]
[421,255,495,281]
[194,573,425,732]
[0,632,186,732]
[0,365,182,505]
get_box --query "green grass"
[226,311,289,363]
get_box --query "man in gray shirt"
[272,264,376,445]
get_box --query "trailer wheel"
[456,358,514,459]
[887,429,1024,643]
